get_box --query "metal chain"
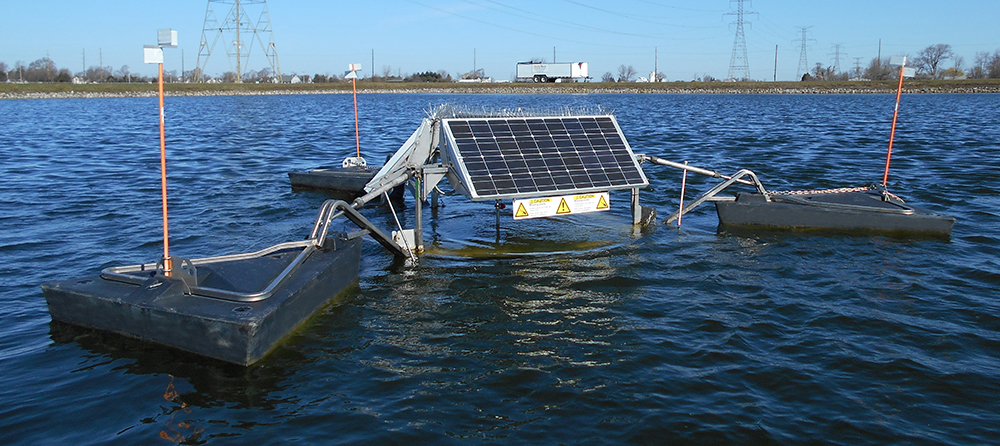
[767,185,873,196]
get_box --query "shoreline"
[3,80,1000,100]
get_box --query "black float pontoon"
[289,63,379,199]
[714,188,954,234]
[41,50,417,365]
[41,184,412,365]
[288,160,377,199]
[643,155,955,235]
[43,236,362,365]
[643,56,954,236]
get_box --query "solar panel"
[441,115,648,201]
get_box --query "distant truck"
[516,62,589,83]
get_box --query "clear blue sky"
[2,1,998,81]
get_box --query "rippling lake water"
[1,93,999,445]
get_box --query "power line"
[726,0,755,81]
[560,0,721,28]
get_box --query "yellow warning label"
[556,198,572,214]
[515,203,529,218]
[596,195,609,210]
[512,191,610,220]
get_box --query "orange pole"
[882,65,906,187]
[352,77,360,158]
[158,62,171,275]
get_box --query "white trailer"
[516,62,589,82]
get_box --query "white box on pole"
[143,46,164,64]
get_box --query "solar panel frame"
[441,115,648,201]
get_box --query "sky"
[1,1,998,82]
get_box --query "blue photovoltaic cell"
[443,116,647,200]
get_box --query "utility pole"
[794,26,814,80]
[853,57,864,79]
[371,49,374,80]
[553,46,556,63]
[100,48,103,82]
[82,49,86,76]
[726,0,755,81]
[774,44,778,81]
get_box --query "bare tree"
[616,64,636,82]
[912,44,953,79]
[14,61,26,82]
[25,57,58,82]
[83,66,102,82]
[116,65,131,83]
[811,62,833,80]
[381,65,393,79]
[941,55,965,79]
[461,68,485,80]
[968,52,989,79]
[863,57,892,80]
[989,50,1000,79]
[953,55,965,72]
[437,69,454,81]
[257,67,274,83]
[601,71,614,82]
[0,61,7,82]
[242,69,258,83]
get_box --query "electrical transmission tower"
[726,0,755,81]
[853,57,864,79]
[829,43,846,75]
[196,0,282,83]
[794,26,815,80]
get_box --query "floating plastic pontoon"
[41,52,417,365]
[644,56,954,235]
[643,156,955,235]
[41,187,410,365]
[289,64,377,199]
[288,162,377,198]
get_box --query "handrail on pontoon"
[100,170,415,302]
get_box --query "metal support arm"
[312,199,409,258]
[663,169,767,225]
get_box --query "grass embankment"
[3,79,1000,99]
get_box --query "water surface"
[1,93,998,445]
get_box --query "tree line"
[0,56,472,84]
[5,44,1000,84]
[0,57,149,83]
[805,44,1000,82]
